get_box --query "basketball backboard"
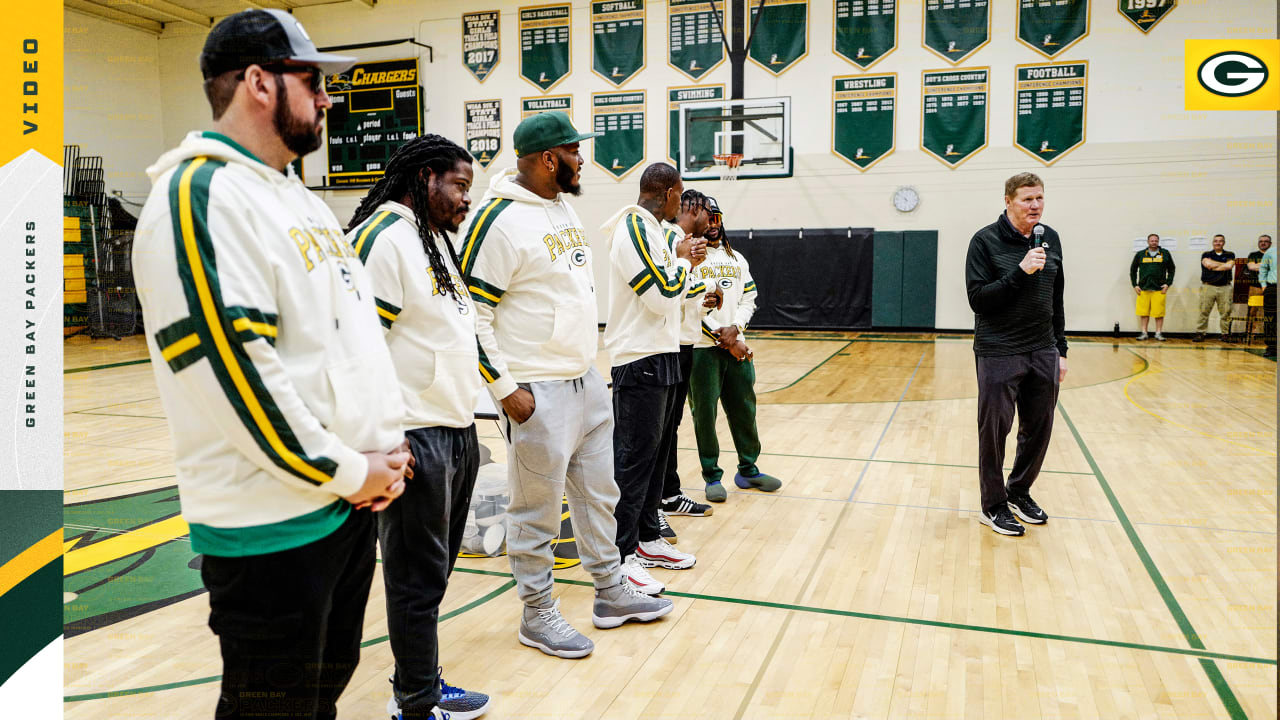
[677,96,792,181]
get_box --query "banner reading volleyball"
[1018,0,1089,58]
[923,0,990,65]
[592,91,647,179]
[669,85,725,163]
[1015,61,1087,165]
[464,100,503,169]
[462,11,500,82]
[522,94,573,120]
[921,67,989,168]
[592,0,646,86]
[748,0,809,75]
[669,0,726,80]
[520,3,572,92]
[833,74,896,171]
[834,0,898,70]
[1118,0,1176,33]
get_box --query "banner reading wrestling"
[833,74,896,171]
[1014,61,1087,165]
[921,67,989,168]
[593,91,647,179]
[835,0,898,70]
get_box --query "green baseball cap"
[513,112,600,157]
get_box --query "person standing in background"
[1194,234,1236,343]
[1130,233,1175,341]
[1258,243,1277,359]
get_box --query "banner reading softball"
[923,0,990,65]
[921,67,989,168]
[1118,0,1176,33]
[520,3,571,92]
[462,11,500,82]
[669,84,724,163]
[749,0,809,75]
[835,0,898,70]
[833,74,896,171]
[522,94,573,120]
[668,0,725,80]
[592,0,646,86]
[1018,0,1089,58]
[592,91,647,179]
[464,100,502,169]
[1015,61,1087,165]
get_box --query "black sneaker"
[1008,494,1048,524]
[660,493,714,517]
[978,507,1025,536]
[657,510,677,544]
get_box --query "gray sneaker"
[518,599,594,658]
[592,581,674,629]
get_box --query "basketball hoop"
[713,153,744,182]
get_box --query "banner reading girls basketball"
[748,0,809,75]
[592,91,646,180]
[920,67,989,168]
[923,0,990,65]
[461,11,500,82]
[592,0,646,86]
[834,0,898,70]
[464,100,502,169]
[519,3,572,92]
[1017,0,1089,58]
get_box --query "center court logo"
[1184,40,1280,110]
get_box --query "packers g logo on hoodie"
[570,247,588,267]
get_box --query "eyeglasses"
[236,63,325,94]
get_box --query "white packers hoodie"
[693,242,759,348]
[348,200,481,430]
[133,131,405,557]
[457,169,599,400]
[661,221,710,346]
[601,206,692,367]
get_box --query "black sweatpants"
[975,346,1060,515]
[661,344,694,498]
[612,353,681,558]
[202,506,375,720]
[378,424,480,718]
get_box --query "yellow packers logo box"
[1184,39,1280,110]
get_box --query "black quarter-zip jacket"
[965,212,1068,358]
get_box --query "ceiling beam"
[65,0,164,34]
[105,0,212,27]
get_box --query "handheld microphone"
[1033,224,1047,250]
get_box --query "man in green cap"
[458,112,673,660]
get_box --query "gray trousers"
[975,346,1060,515]
[500,366,622,607]
[1196,284,1233,335]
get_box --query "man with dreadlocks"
[345,134,490,720]
[689,198,784,503]
[458,112,672,659]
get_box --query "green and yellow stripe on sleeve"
[701,322,719,342]
[351,210,401,264]
[743,281,757,294]
[477,342,502,384]
[375,298,401,329]
[458,198,513,278]
[627,214,686,298]
[686,281,706,299]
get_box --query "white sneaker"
[621,554,665,595]
[1136,332,1148,340]
[1154,332,1166,341]
[636,537,696,570]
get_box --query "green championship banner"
[325,58,422,186]
[520,4,572,92]
[749,0,809,75]
[462,11,500,82]
[669,0,726,80]
[923,0,990,65]
[833,74,896,171]
[921,67,989,168]
[1118,0,1176,33]
[669,84,725,163]
[1017,0,1089,58]
[522,94,573,120]
[464,100,502,169]
[834,0,898,70]
[592,91,647,179]
[593,0,646,86]
[1014,61,1087,165]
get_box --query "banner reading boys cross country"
[1118,0,1176,33]
[749,0,809,75]
[592,0,646,86]
[1014,61,1087,165]
[592,91,647,180]
[462,11,500,82]
[921,67,989,168]
[833,74,896,171]
[923,0,990,65]
[834,0,898,70]
[669,85,725,163]
[669,0,726,80]
[522,95,573,120]
[520,4,572,92]
[464,100,503,169]
[1018,0,1089,58]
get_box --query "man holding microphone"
[964,173,1068,536]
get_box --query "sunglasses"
[237,63,325,94]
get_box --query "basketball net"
[713,153,743,182]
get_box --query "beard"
[554,157,582,196]
[426,181,463,234]
[704,224,722,242]
[273,77,324,158]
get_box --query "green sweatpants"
[688,346,761,483]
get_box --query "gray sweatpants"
[500,366,622,607]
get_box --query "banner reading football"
[835,0,898,70]
[593,0,646,86]
[520,4,571,92]
[1118,0,1176,33]
[923,0,990,65]
[462,11,500,82]
[669,85,724,163]
[1018,0,1088,58]
[669,0,725,80]
[593,91,647,179]
[522,95,573,120]
[749,0,809,75]
[1015,62,1087,165]
[464,100,502,169]
[921,67,988,168]
[833,74,896,171]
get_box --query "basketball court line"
[64,359,151,375]
[846,349,927,502]
[1122,371,1277,456]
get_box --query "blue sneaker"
[733,471,781,492]
[437,670,490,720]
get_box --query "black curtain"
[727,227,874,329]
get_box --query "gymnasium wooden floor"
[62,331,1277,719]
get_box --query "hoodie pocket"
[549,302,594,358]
[324,348,403,452]
[417,349,481,415]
